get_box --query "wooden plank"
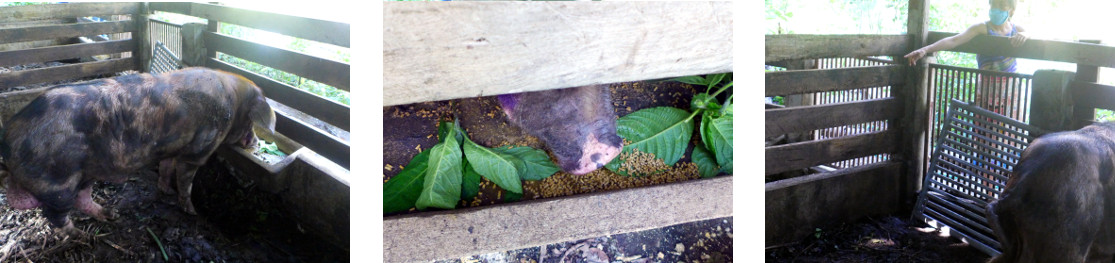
[766,98,900,137]
[274,110,349,169]
[0,3,137,23]
[148,2,192,15]
[765,34,908,63]
[134,3,150,72]
[765,65,905,97]
[928,31,1115,68]
[765,130,899,175]
[903,0,930,205]
[1071,81,1115,114]
[0,58,134,89]
[385,175,731,262]
[150,2,348,48]
[383,2,732,106]
[766,161,901,245]
[205,32,349,91]
[210,59,350,131]
[0,20,135,44]
[0,39,134,68]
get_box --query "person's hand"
[1010,33,1028,47]
[904,49,926,66]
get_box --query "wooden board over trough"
[383,176,732,262]
[382,2,733,106]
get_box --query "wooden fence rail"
[0,3,139,89]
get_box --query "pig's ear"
[250,95,276,135]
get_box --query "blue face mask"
[989,8,1009,26]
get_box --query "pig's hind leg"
[173,162,201,215]
[157,159,177,194]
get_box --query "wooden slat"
[766,98,901,137]
[0,58,134,89]
[210,59,350,131]
[205,32,349,91]
[149,2,349,48]
[0,3,137,23]
[0,39,135,68]
[766,161,902,245]
[386,175,731,262]
[765,130,899,175]
[765,65,905,96]
[1071,81,1115,113]
[274,110,349,169]
[903,0,930,204]
[383,2,732,106]
[0,21,135,45]
[929,31,1115,68]
[765,34,908,63]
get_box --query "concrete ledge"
[383,175,733,262]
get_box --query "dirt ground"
[765,216,989,263]
[435,217,733,263]
[0,156,347,262]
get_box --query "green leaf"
[498,146,561,181]
[383,150,431,214]
[708,114,733,173]
[670,76,707,86]
[437,120,464,144]
[415,128,463,210]
[690,93,712,112]
[701,111,716,154]
[461,161,481,200]
[462,138,523,194]
[706,73,727,92]
[605,107,695,176]
[691,144,720,178]
[721,96,733,117]
[504,190,523,202]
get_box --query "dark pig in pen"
[497,85,623,175]
[0,67,275,235]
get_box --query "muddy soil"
[0,156,347,262]
[382,80,728,212]
[766,216,989,263]
[435,217,733,263]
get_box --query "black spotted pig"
[0,67,275,233]
[987,122,1115,262]
[497,85,622,175]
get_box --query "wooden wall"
[0,3,140,89]
[765,34,910,245]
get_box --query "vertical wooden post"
[1030,70,1076,133]
[206,19,219,68]
[901,0,930,206]
[783,59,817,144]
[1071,40,1101,129]
[180,23,208,67]
[134,3,151,72]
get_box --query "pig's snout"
[565,133,622,175]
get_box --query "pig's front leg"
[158,159,177,194]
[75,184,116,222]
[174,162,201,215]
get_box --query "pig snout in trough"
[497,85,622,175]
[0,67,276,234]
[987,122,1115,263]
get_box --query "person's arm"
[904,23,985,65]
[1010,24,1027,47]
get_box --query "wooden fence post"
[1071,40,1101,129]
[1030,69,1076,133]
[180,22,207,67]
[134,3,150,72]
[901,0,930,206]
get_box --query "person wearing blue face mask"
[904,0,1026,114]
